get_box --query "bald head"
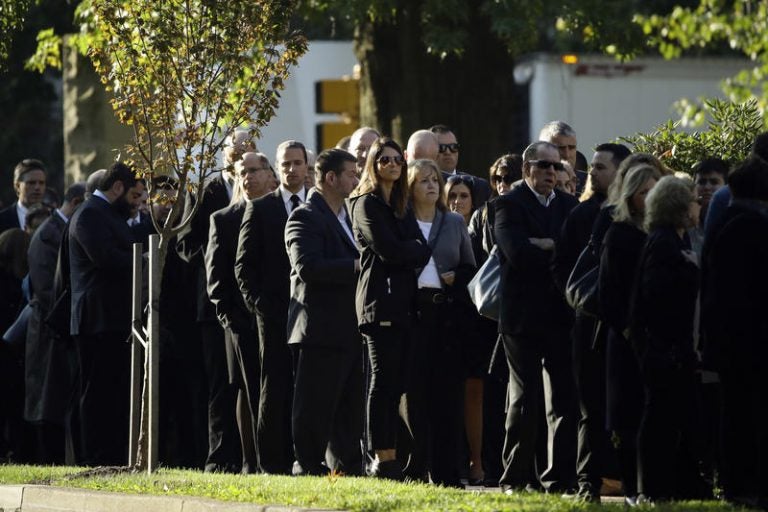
[349,127,379,172]
[406,130,439,163]
[85,169,107,199]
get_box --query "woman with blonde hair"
[348,138,431,480]
[402,158,475,486]
[597,165,659,504]
[630,176,707,502]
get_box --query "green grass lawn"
[0,465,757,512]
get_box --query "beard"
[113,192,134,219]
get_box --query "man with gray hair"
[538,121,587,193]
[494,141,579,495]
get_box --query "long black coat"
[348,191,431,332]
[630,226,699,370]
[285,190,360,348]
[493,184,577,337]
[25,213,76,424]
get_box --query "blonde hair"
[644,175,696,232]
[407,159,446,211]
[606,152,666,207]
[613,165,658,227]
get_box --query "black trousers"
[255,312,293,474]
[363,325,408,452]
[403,292,463,486]
[499,332,577,492]
[225,324,260,471]
[637,359,705,499]
[200,320,240,471]
[719,363,768,501]
[74,333,130,466]
[292,345,364,476]
[572,315,614,489]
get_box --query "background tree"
[297,0,684,176]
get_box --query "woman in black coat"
[348,138,431,480]
[598,165,658,502]
[630,175,707,502]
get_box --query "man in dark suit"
[494,141,579,494]
[430,125,492,208]
[176,130,256,472]
[68,162,145,466]
[285,148,362,476]
[0,159,47,234]
[235,139,309,474]
[25,182,85,463]
[205,151,274,473]
[553,143,630,501]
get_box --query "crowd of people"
[0,120,766,509]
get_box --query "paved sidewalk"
[0,485,343,512]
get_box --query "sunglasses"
[491,174,515,185]
[377,155,404,166]
[439,143,460,154]
[530,160,565,171]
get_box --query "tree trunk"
[354,0,530,178]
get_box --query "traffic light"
[315,77,359,151]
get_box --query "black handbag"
[565,244,599,317]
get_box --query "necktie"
[290,194,301,211]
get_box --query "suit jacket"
[68,195,135,337]
[494,183,577,337]
[205,200,252,333]
[0,202,21,234]
[348,191,431,331]
[235,189,292,320]
[285,190,360,348]
[176,174,231,322]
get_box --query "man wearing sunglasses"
[494,141,579,496]
[429,124,491,208]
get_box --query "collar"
[55,209,69,223]
[524,180,555,207]
[93,189,111,203]
[16,202,28,229]
[279,185,306,204]
[222,173,234,200]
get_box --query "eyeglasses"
[447,174,474,187]
[439,143,460,154]
[491,174,515,185]
[529,160,564,171]
[377,155,404,166]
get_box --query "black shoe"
[561,483,600,503]
[368,459,404,481]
